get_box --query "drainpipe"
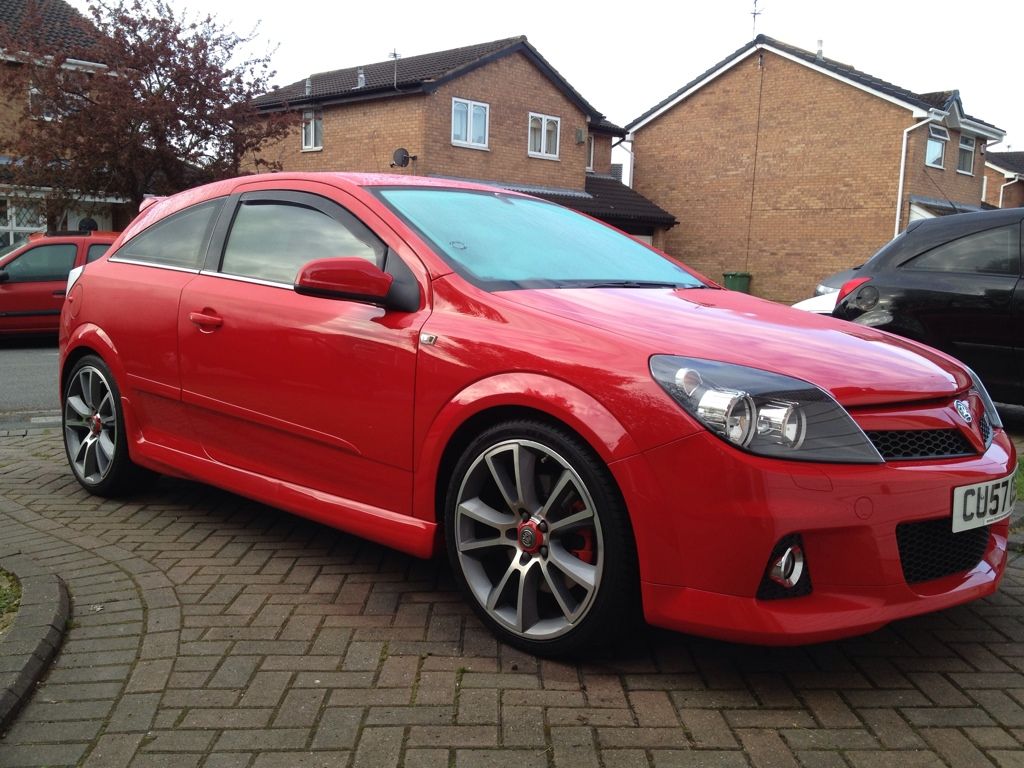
[999,175,1022,208]
[895,110,946,237]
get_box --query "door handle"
[189,311,223,330]
[52,290,66,297]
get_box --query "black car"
[833,208,1023,405]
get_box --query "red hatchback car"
[0,231,117,335]
[58,173,1016,655]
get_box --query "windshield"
[375,188,704,291]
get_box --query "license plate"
[952,468,1018,533]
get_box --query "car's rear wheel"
[445,420,637,656]
[63,355,151,496]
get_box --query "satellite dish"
[391,147,416,168]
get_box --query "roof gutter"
[895,110,946,237]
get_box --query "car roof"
[868,208,1024,269]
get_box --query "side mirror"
[0,269,8,284]
[294,257,394,305]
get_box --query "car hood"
[497,287,970,407]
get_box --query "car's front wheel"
[63,354,151,496]
[445,420,637,656]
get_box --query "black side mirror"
[0,269,9,284]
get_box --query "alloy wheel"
[64,365,118,485]
[453,438,604,640]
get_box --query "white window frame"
[528,112,560,159]
[451,97,489,150]
[586,135,595,171]
[925,124,949,169]
[301,109,322,151]
[957,135,976,175]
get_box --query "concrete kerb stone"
[0,550,70,730]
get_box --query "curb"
[0,551,70,730]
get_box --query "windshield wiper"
[579,280,684,289]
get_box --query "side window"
[904,225,1020,276]
[115,199,221,269]
[220,199,385,285]
[3,243,77,281]
[86,243,110,263]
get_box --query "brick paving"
[0,429,1021,768]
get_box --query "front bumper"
[615,427,1014,645]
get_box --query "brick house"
[984,152,1024,209]
[253,36,675,245]
[0,0,128,246]
[624,36,1005,301]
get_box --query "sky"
[71,0,1024,151]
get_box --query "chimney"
[816,40,823,61]
[304,77,312,96]
[356,67,366,89]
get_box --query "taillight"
[836,277,871,304]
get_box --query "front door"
[178,184,429,516]
[0,242,78,333]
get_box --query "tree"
[0,0,290,223]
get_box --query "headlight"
[651,356,883,463]
[965,366,1002,430]
[815,283,838,295]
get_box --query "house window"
[28,85,56,121]
[586,135,594,171]
[528,113,560,159]
[451,98,489,149]
[957,135,975,174]
[925,125,948,169]
[301,110,322,151]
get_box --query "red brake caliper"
[565,501,596,564]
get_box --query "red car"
[0,231,118,335]
[58,174,1016,655]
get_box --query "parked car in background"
[833,208,1024,406]
[814,265,861,296]
[792,292,838,314]
[0,230,118,335]
[59,173,1015,655]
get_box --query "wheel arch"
[413,373,640,538]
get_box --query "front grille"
[979,413,993,448]
[866,429,975,461]
[896,518,990,584]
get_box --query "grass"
[1017,456,1023,501]
[0,568,21,638]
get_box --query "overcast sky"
[72,0,1024,150]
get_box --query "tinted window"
[904,225,1019,275]
[220,200,384,285]
[86,243,110,263]
[3,243,77,282]
[376,188,703,290]
[116,199,220,269]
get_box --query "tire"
[444,419,638,656]
[62,354,152,496]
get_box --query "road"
[0,337,61,429]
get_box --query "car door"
[0,241,79,333]
[178,183,430,516]
[892,222,1020,400]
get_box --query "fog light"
[769,545,804,587]
[757,534,812,600]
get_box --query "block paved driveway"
[0,429,1022,768]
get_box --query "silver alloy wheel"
[64,365,118,485]
[454,439,604,640]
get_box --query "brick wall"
[260,96,427,174]
[631,51,978,303]
[590,134,613,174]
